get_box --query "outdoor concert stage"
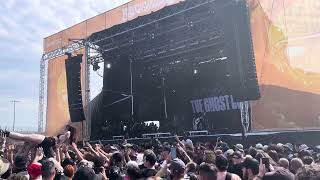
[90,129,320,147]
[88,0,258,140]
[42,0,320,141]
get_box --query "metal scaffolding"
[38,55,45,133]
[38,41,85,134]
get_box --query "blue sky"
[0,0,131,131]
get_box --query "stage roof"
[43,0,184,53]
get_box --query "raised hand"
[174,135,180,142]
[61,144,68,153]
[176,144,185,153]
[33,147,44,162]
[8,144,15,152]
[258,158,266,177]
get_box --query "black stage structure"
[87,0,260,140]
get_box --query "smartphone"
[262,157,270,171]
[171,147,177,159]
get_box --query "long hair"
[66,125,77,143]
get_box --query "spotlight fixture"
[106,63,111,69]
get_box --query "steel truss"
[240,101,250,137]
[38,40,92,138]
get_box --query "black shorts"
[38,137,56,157]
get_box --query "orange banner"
[46,49,86,136]
[249,0,320,130]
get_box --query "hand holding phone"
[262,157,270,172]
[171,147,177,159]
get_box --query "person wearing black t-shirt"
[141,149,157,178]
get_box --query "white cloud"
[0,0,131,131]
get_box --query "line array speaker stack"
[65,54,85,122]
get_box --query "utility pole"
[11,100,20,131]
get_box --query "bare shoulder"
[231,173,241,180]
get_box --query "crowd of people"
[0,126,320,180]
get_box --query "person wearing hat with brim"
[0,158,10,178]
[156,158,186,180]
[228,151,244,179]
[242,157,259,180]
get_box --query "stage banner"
[46,49,86,136]
[248,0,320,130]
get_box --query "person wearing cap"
[0,158,11,179]
[170,158,186,180]
[228,151,243,179]
[225,149,235,159]
[155,158,186,180]
[255,144,263,150]
[241,157,259,180]
[234,144,244,153]
[215,155,241,180]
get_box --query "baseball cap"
[225,149,234,157]
[185,139,193,146]
[255,143,263,150]
[299,144,310,151]
[170,158,186,172]
[277,143,284,147]
[217,142,230,152]
[231,151,242,159]
[235,144,244,151]
[283,143,293,152]
[234,144,244,153]
[242,158,259,169]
